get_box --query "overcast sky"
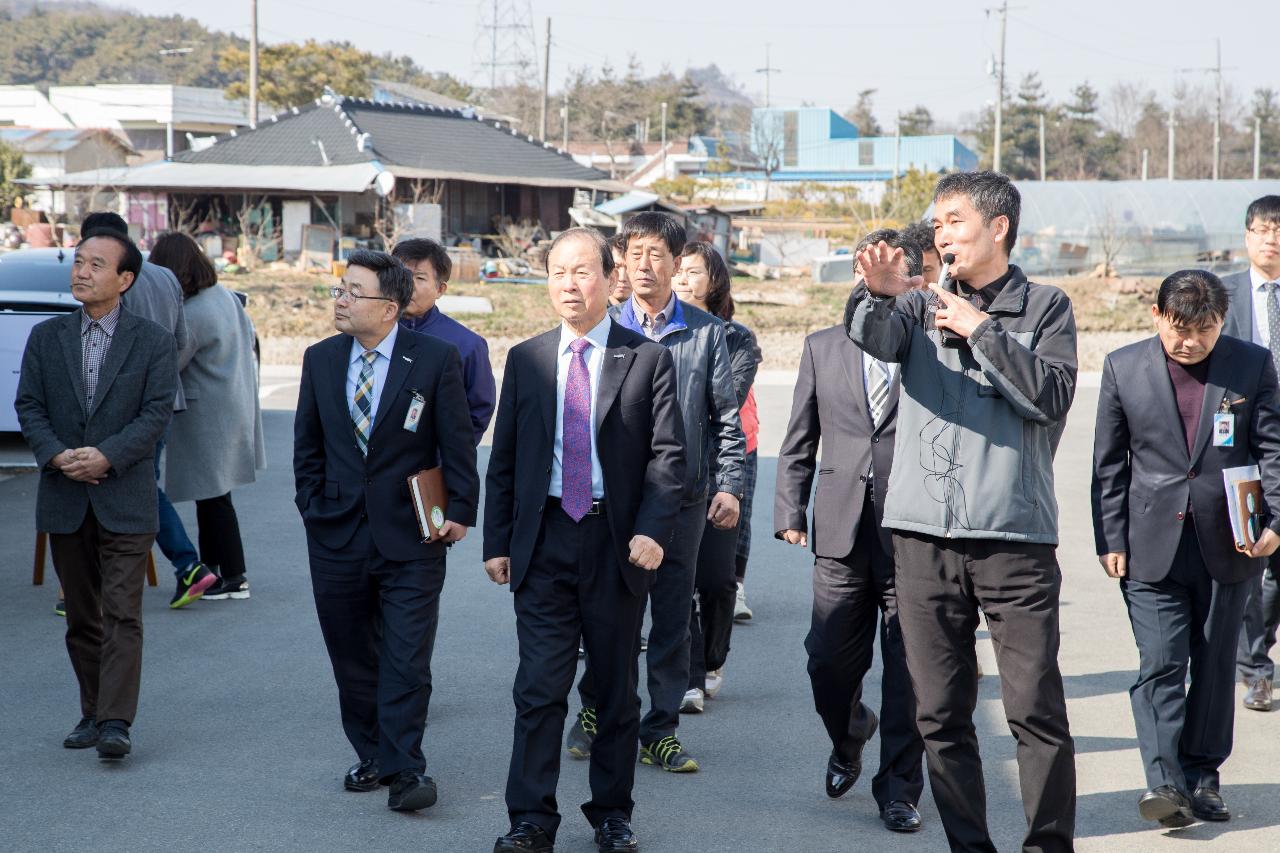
[116,0,1274,126]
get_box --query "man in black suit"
[775,229,926,834]
[484,228,685,853]
[15,229,176,759]
[1093,269,1280,828]
[1221,194,1280,712]
[293,250,479,812]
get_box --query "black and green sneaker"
[54,596,66,617]
[567,707,597,759]
[170,562,217,609]
[639,735,699,773]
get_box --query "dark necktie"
[561,338,593,521]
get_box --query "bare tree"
[752,113,785,203]
[372,178,445,250]
[1096,205,1129,278]
[235,194,279,270]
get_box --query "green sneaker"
[567,707,597,759]
[170,563,217,609]
[54,596,66,618]
[639,735,699,773]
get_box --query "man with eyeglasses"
[294,250,479,812]
[1223,195,1280,713]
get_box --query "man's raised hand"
[856,241,923,298]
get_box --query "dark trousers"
[1122,522,1253,794]
[892,530,1075,853]
[807,496,924,809]
[49,505,154,724]
[580,502,704,743]
[195,492,247,580]
[1235,556,1279,682]
[734,449,758,581]
[508,505,647,839]
[307,520,445,779]
[689,507,740,690]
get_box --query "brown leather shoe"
[1243,677,1273,712]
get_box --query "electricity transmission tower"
[475,0,538,92]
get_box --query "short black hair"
[680,241,733,320]
[392,238,452,284]
[1246,195,1280,230]
[346,249,413,314]
[78,228,143,280]
[81,211,130,236]
[854,227,924,278]
[546,227,614,277]
[608,231,628,256]
[1157,269,1230,327]
[900,220,940,259]
[933,170,1020,254]
[620,211,686,258]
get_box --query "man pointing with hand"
[484,227,685,853]
[849,171,1079,853]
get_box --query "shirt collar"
[558,314,612,355]
[633,292,676,327]
[81,304,121,336]
[1251,266,1278,289]
[350,322,399,365]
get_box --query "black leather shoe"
[1138,785,1192,824]
[386,770,437,811]
[344,758,381,792]
[594,816,638,852]
[63,717,98,749]
[826,712,877,798]
[880,801,923,833]
[96,720,131,760]
[494,821,554,853]
[1191,787,1230,822]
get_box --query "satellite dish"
[374,170,396,197]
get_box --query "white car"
[0,248,81,433]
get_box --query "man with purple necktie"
[484,227,686,853]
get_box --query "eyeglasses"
[330,286,393,303]
[1247,225,1280,240]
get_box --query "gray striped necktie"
[1267,282,1280,374]
[867,358,891,426]
[352,351,377,456]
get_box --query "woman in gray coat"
[150,232,265,600]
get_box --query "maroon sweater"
[1165,352,1210,456]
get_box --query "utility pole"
[660,101,668,176]
[986,2,1018,174]
[1178,39,1234,180]
[893,114,901,197]
[1167,108,1176,180]
[1038,112,1046,180]
[755,44,780,109]
[1141,148,1149,181]
[539,17,550,140]
[248,0,258,128]
[1256,117,1263,180]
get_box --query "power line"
[755,43,780,109]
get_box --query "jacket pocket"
[324,480,340,500]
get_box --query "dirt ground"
[237,268,1156,372]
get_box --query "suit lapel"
[332,334,352,418]
[595,324,637,432]
[532,328,560,442]
[1189,343,1232,466]
[89,311,137,416]
[369,330,417,442]
[1145,336,1190,462]
[842,340,868,423]
[874,364,901,434]
[59,311,87,414]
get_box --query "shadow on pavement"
[1077,784,1280,840]
[1062,669,1134,701]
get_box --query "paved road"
[1,375,1278,852]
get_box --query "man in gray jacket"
[571,212,745,774]
[850,171,1078,853]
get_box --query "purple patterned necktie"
[561,337,593,521]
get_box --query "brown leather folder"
[408,467,448,543]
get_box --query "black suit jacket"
[293,328,479,562]
[774,325,898,559]
[1092,334,1280,584]
[483,321,686,596]
[16,307,176,535]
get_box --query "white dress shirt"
[549,314,610,499]
[346,323,399,430]
[1250,266,1278,349]
[861,352,896,402]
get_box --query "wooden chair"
[33,532,158,587]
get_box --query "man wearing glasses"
[293,250,479,812]
[1223,195,1280,713]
